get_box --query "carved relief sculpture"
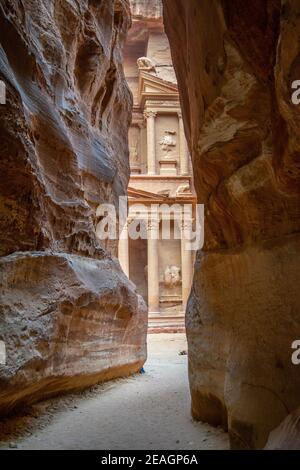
[159,130,176,155]
[130,143,139,164]
[176,184,191,195]
[137,57,156,73]
[164,265,181,288]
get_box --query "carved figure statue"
[159,130,176,154]
[137,57,156,73]
[144,265,148,281]
[164,265,181,287]
[176,184,191,195]
[130,145,139,164]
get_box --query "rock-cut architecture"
[119,0,196,332]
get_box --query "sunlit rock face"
[0,0,147,415]
[163,0,300,449]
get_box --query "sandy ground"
[0,333,229,450]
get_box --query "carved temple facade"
[119,4,196,332]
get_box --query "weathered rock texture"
[163,0,300,449]
[0,0,147,415]
[265,405,300,449]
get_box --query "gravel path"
[0,334,229,450]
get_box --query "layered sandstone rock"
[0,252,146,415]
[163,0,300,449]
[0,0,147,415]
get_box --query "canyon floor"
[0,334,229,450]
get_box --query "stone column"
[145,111,157,175]
[147,215,160,313]
[181,218,193,310]
[118,222,129,277]
[178,111,189,175]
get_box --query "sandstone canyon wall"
[0,0,147,416]
[163,0,300,449]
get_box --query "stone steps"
[148,313,185,334]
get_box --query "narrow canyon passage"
[1,335,228,450]
[1,0,300,452]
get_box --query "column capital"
[144,110,157,119]
[177,111,183,119]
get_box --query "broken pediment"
[138,71,179,107]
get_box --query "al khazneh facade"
[119,1,196,332]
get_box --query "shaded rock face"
[163,0,300,449]
[0,0,147,415]
[0,0,132,257]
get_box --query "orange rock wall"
[163,0,300,449]
[0,0,147,415]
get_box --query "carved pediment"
[138,71,179,107]
[128,186,168,201]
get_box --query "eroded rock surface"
[0,252,146,416]
[265,405,300,450]
[0,0,147,415]
[163,0,300,449]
